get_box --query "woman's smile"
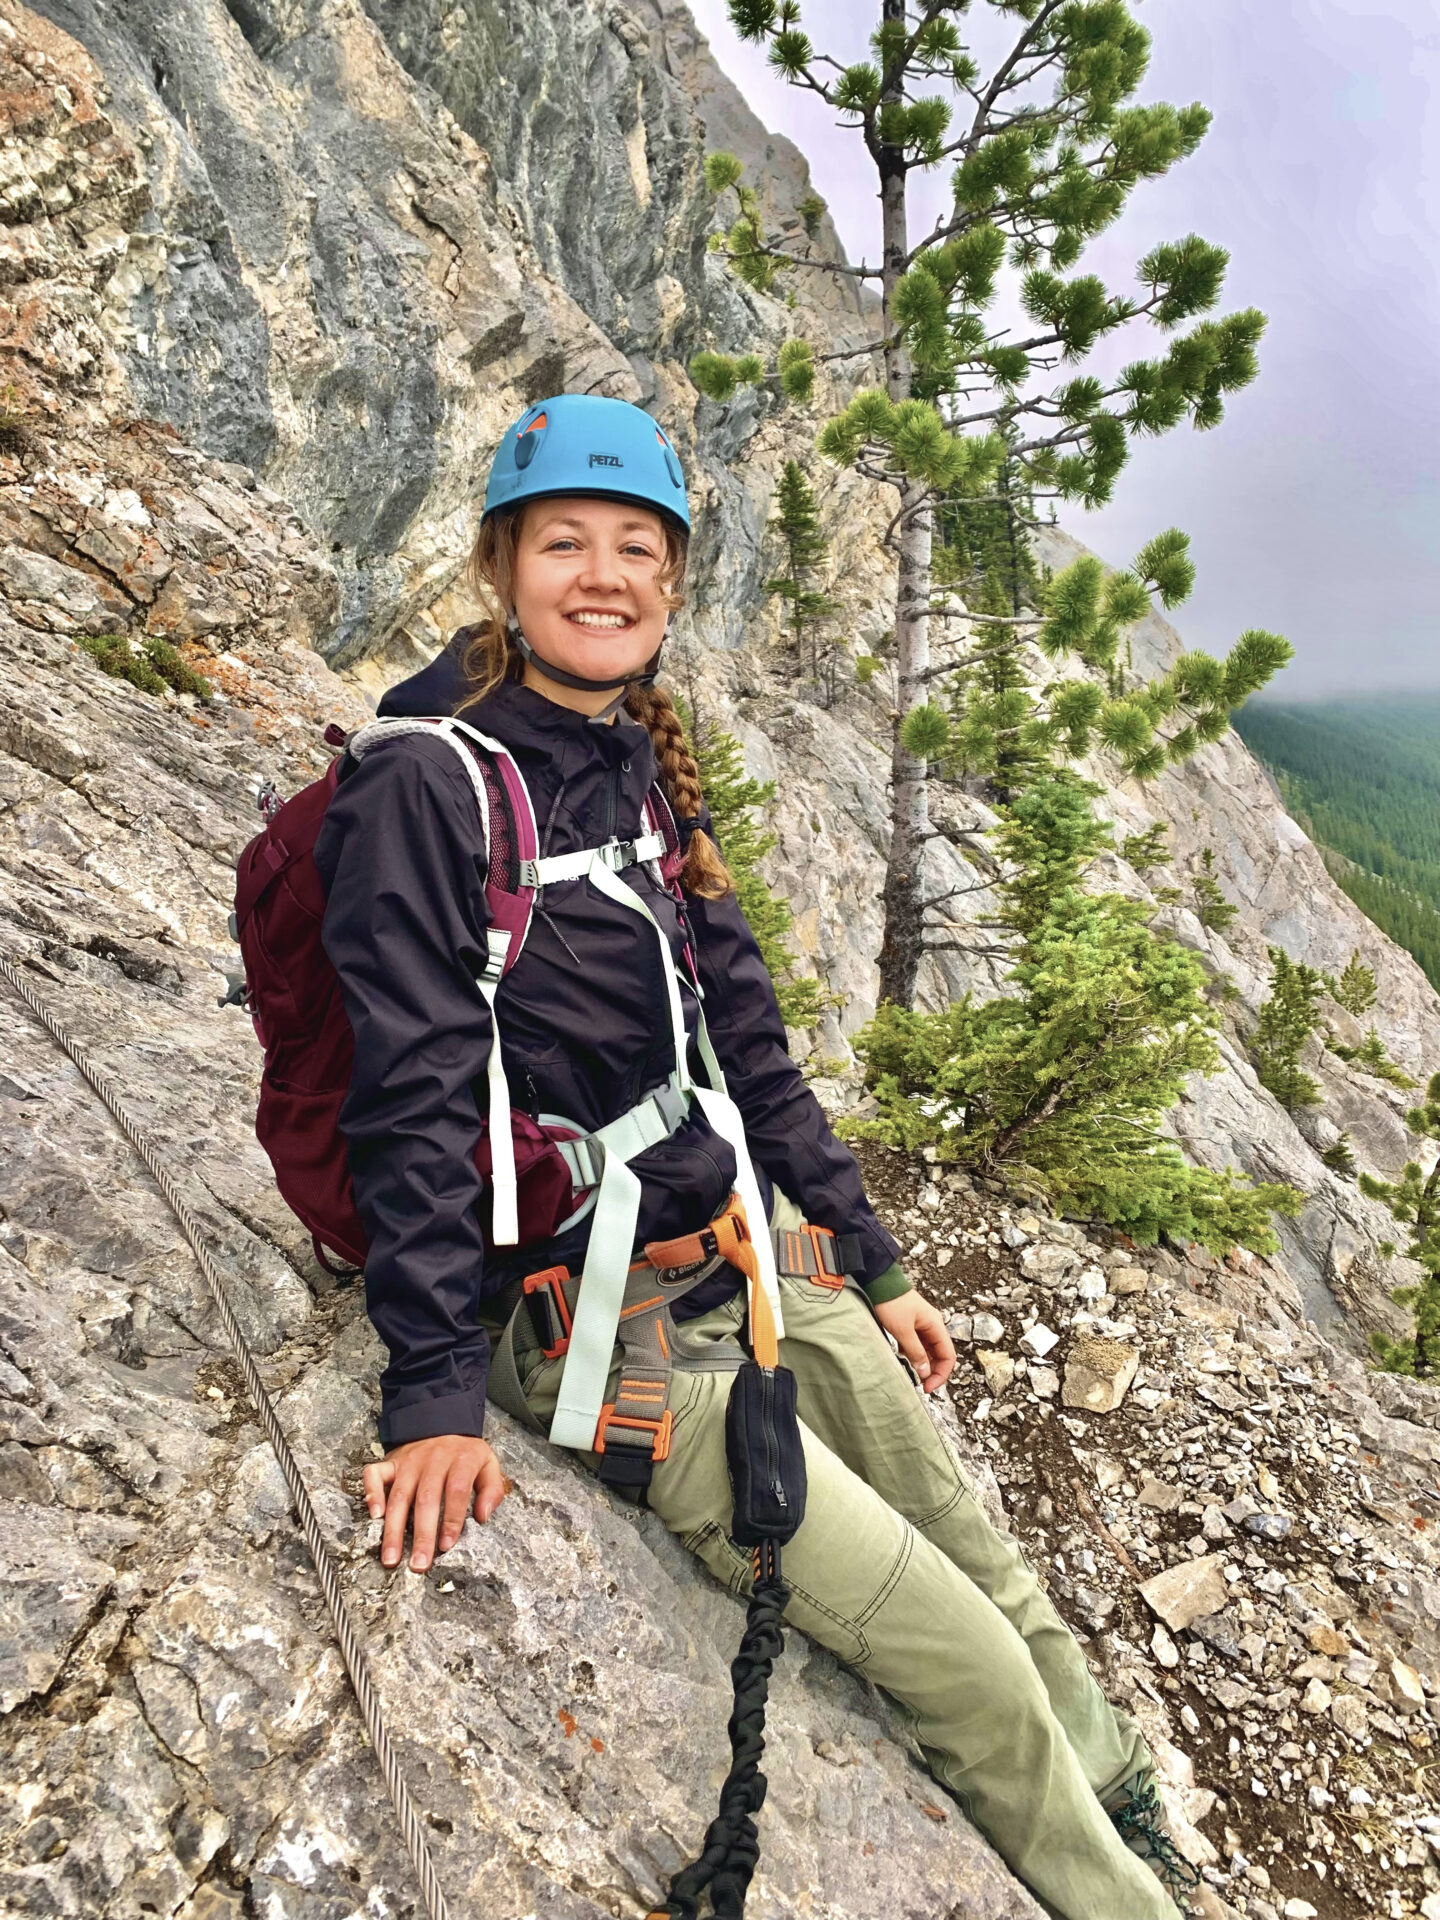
[565,607,636,630]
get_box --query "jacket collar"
[378,636,655,777]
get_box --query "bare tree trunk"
[875,1,932,1008]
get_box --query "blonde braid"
[626,682,734,899]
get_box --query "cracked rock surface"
[1,0,1438,1914]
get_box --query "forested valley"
[1232,695,1440,990]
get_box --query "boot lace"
[1107,1772,1202,1903]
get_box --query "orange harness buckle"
[775,1222,845,1290]
[522,1264,573,1358]
[593,1403,673,1463]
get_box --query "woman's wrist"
[863,1261,913,1307]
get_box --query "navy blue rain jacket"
[313,637,900,1445]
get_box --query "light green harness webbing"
[547,850,783,1451]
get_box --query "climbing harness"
[0,948,452,1920]
[489,1199,856,1501]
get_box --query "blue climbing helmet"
[482,393,689,533]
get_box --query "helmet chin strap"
[510,620,663,722]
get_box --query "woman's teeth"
[568,610,631,629]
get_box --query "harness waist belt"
[522,1214,857,1367]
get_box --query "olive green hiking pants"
[497,1215,1180,1920]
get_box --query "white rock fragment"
[1020,1243,1079,1284]
[1136,1475,1183,1512]
[1300,1678,1332,1715]
[974,1350,1015,1396]
[1019,1323,1059,1361]
[1390,1656,1426,1715]
[1330,1693,1369,1740]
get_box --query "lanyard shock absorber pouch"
[644,1197,807,1920]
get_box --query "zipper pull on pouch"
[725,1359,806,1548]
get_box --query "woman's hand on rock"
[362,1434,507,1572]
[872,1291,956,1395]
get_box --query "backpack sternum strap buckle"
[518,830,667,890]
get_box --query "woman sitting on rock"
[315,393,1204,1920]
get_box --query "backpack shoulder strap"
[643,781,686,889]
[348,714,542,1249]
[348,715,539,981]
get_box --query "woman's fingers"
[362,1455,395,1519]
[438,1454,479,1553]
[918,1306,957,1391]
[408,1454,450,1571]
[380,1460,418,1568]
[898,1325,932,1380]
[473,1450,507,1523]
[369,1437,501,1571]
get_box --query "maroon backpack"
[233,715,684,1273]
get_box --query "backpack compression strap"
[348,716,533,1243]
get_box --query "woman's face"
[510,497,670,707]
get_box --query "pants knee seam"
[910,1481,971,1531]
[780,1577,873,1665]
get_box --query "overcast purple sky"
[687,0,1440,698]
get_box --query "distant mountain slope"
[1232,693,1440,988]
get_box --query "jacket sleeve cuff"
[862,1262,913,1307]
[378,1386,487,1449]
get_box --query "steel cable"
[0,950,452,1920]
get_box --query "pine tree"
[1321,1133,1357,1178]
[845,776,1303,1252]
[1327,1027,1417,1091]
[1191,848,1238,933]
[1252,948,1325,1111]
[1329,949,1378,1016]
[765,459,839,700]
[1121,823,1171,875]
[691,3,1289,1006]
[1366,1075,1440,1377]
[685,710,826,1030]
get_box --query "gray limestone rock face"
[0,20,1042,1910]
[3,0,1440,1909]
[0,1499,117,1710]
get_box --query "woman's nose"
[576,548,628,593]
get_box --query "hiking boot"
[1101,1770,1203,1910]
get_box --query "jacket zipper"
[759,1365,786,1510]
